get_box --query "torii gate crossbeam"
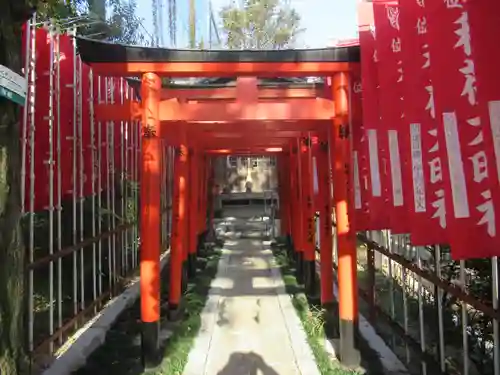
[76,36,361,369]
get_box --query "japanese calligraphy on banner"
[357,1,389,231]
[350,67,371,231]
[467,2,500,206]
[373,0,409,234]
[398,0,449,245]
[467,1,500,101]
[426,0,500,258]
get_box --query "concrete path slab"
[183,235,320,375]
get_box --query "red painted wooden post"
[169,142,188,318]
[316,138,334,305]
[300,135,317,296]
[140,72,161,367]
[331,72,360,367]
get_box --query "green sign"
[0,64,27,106]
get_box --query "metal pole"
[47,27,56,353]
[27,14,37,353]
[76,41,85,312]
[89,68,98,306]
[21,18,31,213]
[123,81,130,272]
[97,76,104,295]
[120,78,127,275]
[109,78,117,289]
[55,31,63,340]
[71,27,79,320]
[104,78,112,292]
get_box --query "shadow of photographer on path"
[217,351,280,375]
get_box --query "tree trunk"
[0,4,30,374]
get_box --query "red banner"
[23,29,77,211]
[28,27,52,211]
[426,0,500,258]
[373,1,410,234]
[469,1,500,110]
[350,67,371,231]
[59,33,87,202]
[398,0,449,245]
[468,1,500,250]
[80,61,94,197]
[358,2,391,231]
[22,27,142,212]
[312,136,322,211]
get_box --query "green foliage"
[439,247,497,374]
[104,0,147,44]
[36,0,148,45]
[35,0,78,21]
[219,0,302,49]
[357,241,498,375]
[189,0,196,48]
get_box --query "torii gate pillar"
[140,72,162,367]
[331,72,360,367]
[300,135,317,296]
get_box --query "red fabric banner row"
[22,28,140,212]
[355,0,500,259]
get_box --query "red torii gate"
[78,37,360,368]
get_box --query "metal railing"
[351,231,499,375]
[21,20,174,370]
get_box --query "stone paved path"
[183,220,320,375]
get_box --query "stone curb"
[270,247,322,375]
[42,251,171,375]
[314,260,409,375]
[182,249,229,375]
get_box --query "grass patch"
[74,245,222,375]
[271,243,361,375]
[148,249,221,375]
